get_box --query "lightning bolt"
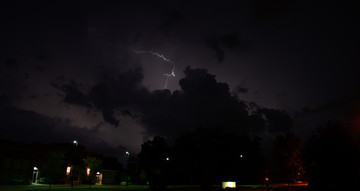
[129,47,175,89]
[87,27,175,88]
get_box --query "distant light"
[166,157,170,161]
[73,140,78,146]
[125,151,130,155]
[66,166,71,175]
[222,181,236,189]
[265,177,269,181]
[87,168,90,176]
[33,167,38,171]
[96,172,100,175]
[240,154,243,158]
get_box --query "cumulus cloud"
[0,105,127,159]
[54,66,292,140]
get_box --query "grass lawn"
[0,184,308,191]
[0,184,150,191]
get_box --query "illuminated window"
[66,166,71,175]
[87,168,90,176]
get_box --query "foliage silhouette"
[83,156,102,188]
[271,133,304,184]
[41,151,65,190]
[304,121,360,190]
[138,136,169,191]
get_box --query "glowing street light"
[66,166,71,175]
[87,168,90,176]
[166,157,170,161]
[73,140,78,146]
[125,151,130,156]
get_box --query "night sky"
[1,0,359,160]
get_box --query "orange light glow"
[87,168,90,176]
[66,166,71,175]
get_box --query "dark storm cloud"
[296,93,360,121]
[235,84,249,94]
[219,33,250,51]
[0,106,54,142]
[4,58,18,68]
[0,66,28,105]
[86,140,127,162]
[56,66,292,139]
[292,93,360,138]
[1,0,359,161]
[51,80,91,108]
[0,106,126,158]
[158,8,187,36]
[205,33,251,63]
[206,39,225,63]
[252,0,293,25]
[261,108,292,133]
[53,67,148,127]
[138,66,254,137]
[275,91,287,98]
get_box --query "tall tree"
[126,155,140,184]
[172,127,264,185]
[303,121,360,190]
[41,151,65,190]
[83,156,102,188]
[138,136,169,191]
[272,133,304,185]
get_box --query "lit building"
[0,139,105,185]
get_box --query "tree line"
[126,121,360,191]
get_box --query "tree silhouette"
[303,121,360,190]
[126,155,140,184]
[138,136,169,191]
[41,151,65,190]
[83,156,102,188]
[271,133,303,185]
[172,127,264,186]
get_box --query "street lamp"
[66,166,71,175]
[73,140,78,146]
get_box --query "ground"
[0,184,308,191]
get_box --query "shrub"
[39,177,49,184]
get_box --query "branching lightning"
[88,27,175,89]
[129,47,175,89]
